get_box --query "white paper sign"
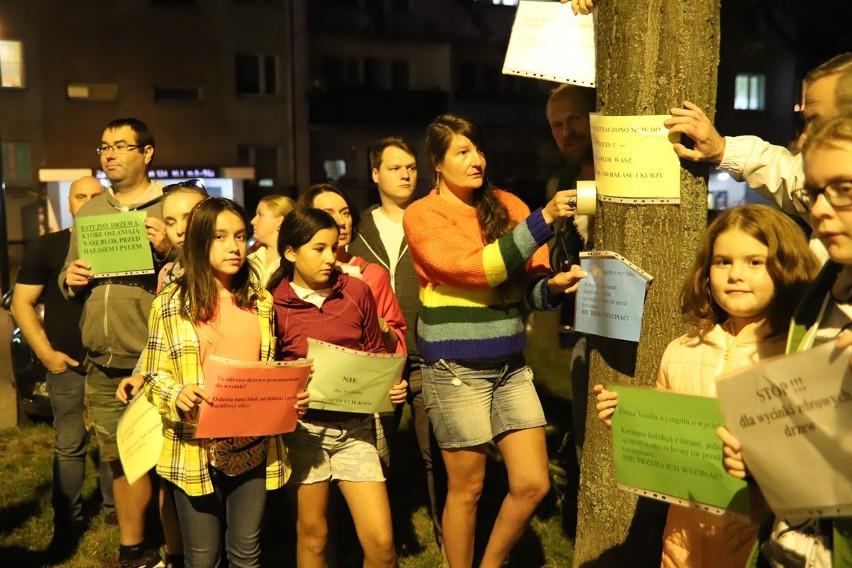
[117,392,164,486]
[716,341,852,519]
[502,0,595,86]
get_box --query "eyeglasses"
[792,180,852,213]
[96,143,144,156]
[162,178,206,193]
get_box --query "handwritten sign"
[195,356,312,438]
[117,392,164,486]
[502,0,595,86]
[716,340,852,519]
[574,251,652,342]
[306,339,405,414]
[610,386,749,516]
[76,211,154,277]
[589,114,681,199]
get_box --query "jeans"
[47,369,89,529]
[172,465,267,568]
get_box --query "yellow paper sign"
[117,392,164,486]
[590,114,681,199]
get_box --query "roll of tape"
[575,180,597,215]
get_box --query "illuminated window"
[734,73,765,111]
[67,83,118,101]
[1,141,32,186]
[236,54,278,95]
[0,40,24,88]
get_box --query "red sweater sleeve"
[361,263,407,354]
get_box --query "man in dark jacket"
[348,137,445,549]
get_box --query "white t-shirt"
[371,208,406,289]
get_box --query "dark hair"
[681,204,820,335]
[104,118,155,150]
[369,136,417,170]
[425,113,513,243]
[163,184,209,205]
[297,183,361,238]
[266,207,339,292]
[175,197,259,323]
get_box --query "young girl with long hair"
[267,207,407,568]
[594,204,820,568]
[142,197,307,568]
[298,183,406,355]
[117,180,209,568]
[402,113,584,568]
[719,116,852,566]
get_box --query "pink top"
[196,295,261,364]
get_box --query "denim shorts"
[421,358,546,449]
[283,416,385,484]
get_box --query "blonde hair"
[259,194,296,219]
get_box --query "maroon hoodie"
[271,270,385,361]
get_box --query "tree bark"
[573,2,720,567]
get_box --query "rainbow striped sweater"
[403,189,557,363]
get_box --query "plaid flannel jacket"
[141,285,289,496]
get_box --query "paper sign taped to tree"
[574,251,652,342]
[502,0,595,86]
[307,339,405,414]
[76,211,154,277]
[589,114,681,199]
[610,386,749,516]
[195,356,312,438]
[716,340,852,519]
[117,392,164,486]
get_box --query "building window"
[236,54,278,95]
[323,160,346,182]
[1,141,32,187]
[364,57,380,89]
[154,86,202,102]
[734,73,765,111]
[238,145,278,181]
[67,83,118,101]
[0,40,24,88]
[391,60,409,91]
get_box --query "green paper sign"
[76,211,154,277]
[610,385,749,516]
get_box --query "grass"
[0,313,577,567]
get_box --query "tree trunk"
[573,2,720,567]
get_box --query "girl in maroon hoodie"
[267,207,407,568]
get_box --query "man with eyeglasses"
[59,118,169,568]
[664,53,852,259]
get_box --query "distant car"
[2,289,53,422]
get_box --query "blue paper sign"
[574,251,652,342]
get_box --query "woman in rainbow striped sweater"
[403,114,586,568]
